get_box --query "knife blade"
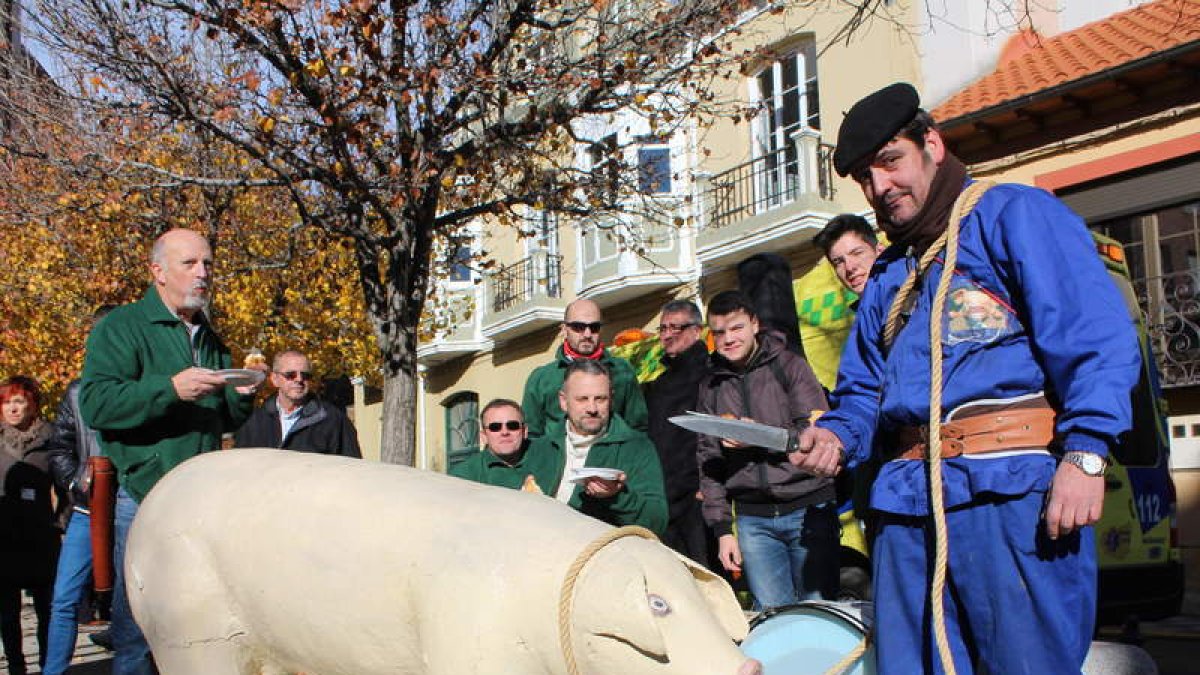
[668,411,798,454]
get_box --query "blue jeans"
[736,501,839,610]
[43,511,94,675]
[112,487,155,675]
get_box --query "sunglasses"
[485,420,524,432]
[565,321,603,334]
[657,322,696,334]
[275,370,313,382]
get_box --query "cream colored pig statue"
[125,448,762,675]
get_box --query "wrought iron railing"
[1133,270,1200,387]
[704,139,835,230]
[488,253,563,313]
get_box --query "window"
[449,245,472,283]
[1173,424,1186,438]
[637,146,672,194]
[1092,200,1200,387]
[443,392,479,470]
[751,42,819,208]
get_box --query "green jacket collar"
[136,285,211,329]
[482,443,531,468]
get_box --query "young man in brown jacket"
[697,290,835,609]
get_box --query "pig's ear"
[672,552,749,641]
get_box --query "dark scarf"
[0,418,51,460]
[0,419,52,497]
[877,152,969,255]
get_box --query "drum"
[740,601,875,675]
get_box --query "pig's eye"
[648,593,671,616]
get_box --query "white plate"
[568,467,624,484]
[213,368,265,387]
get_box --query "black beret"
[833,82,920,177]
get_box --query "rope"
[882,231,951,351]
[920,180,994,675]
[823,630,871,675]
[557,525,659,675]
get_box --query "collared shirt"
[279,402,304,441]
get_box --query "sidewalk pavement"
[6,593,1198,673]
[0,596,112,674]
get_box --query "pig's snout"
[738,658,763,675]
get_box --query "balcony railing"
[489,253,563,313]
[704,129,835,230]
[1134,270,1200,387]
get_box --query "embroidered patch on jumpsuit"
[943,276,1017,346]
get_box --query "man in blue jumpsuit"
[792,83,1140,673]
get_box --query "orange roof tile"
[933,0,1200,122]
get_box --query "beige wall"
[416,1,927,470]
[963,115,1200,185]
[693,1,922,215]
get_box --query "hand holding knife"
[670,411,843,477]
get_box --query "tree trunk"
[379,368,417,465]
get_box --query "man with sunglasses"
[643,299,711,565]
[450,399,553,491]
[521,298,647,438]
[234,350,361,457]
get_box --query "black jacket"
[47,380,105,511]
[644,340,711,521]
[234,396,362,458]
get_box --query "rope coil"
[883,180,994,675]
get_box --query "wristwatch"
[1061,451,1107,477]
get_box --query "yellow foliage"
[0,123,381,415]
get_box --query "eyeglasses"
[485,420,524,432]
[275,370,313,382]
[657,322,696,334]
[564,321,603,334]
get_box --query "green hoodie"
[527,415,667,535]
[80,287,253,502]
[521,346,648,438]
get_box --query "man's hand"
[235,362,270,396]
[1044,460,1105,540]
[788,426,844,477]
[717,534,742,574]
[584,472,626,499]
[172,368,227,402]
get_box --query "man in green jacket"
[450,398,553,491]
[452,382,667,536]
[521,298,647,437]
[536,359,667,534]
[80,228,259,674]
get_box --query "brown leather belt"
[895,406,1056,461]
